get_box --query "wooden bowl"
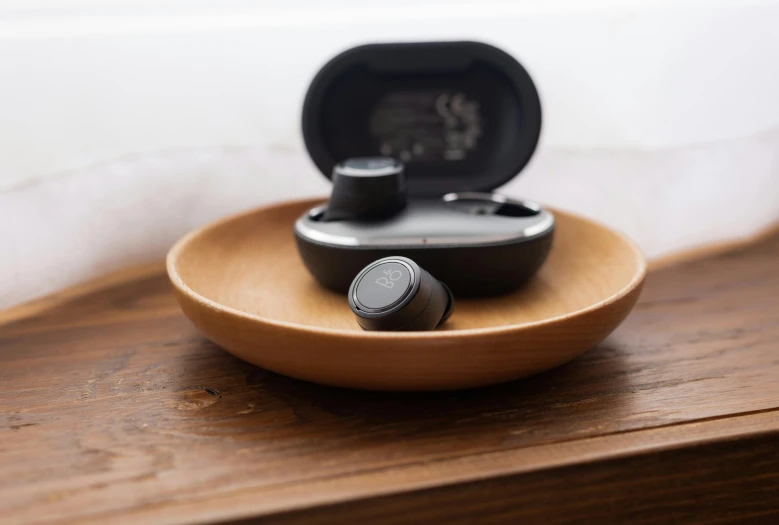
[167,198,646,391]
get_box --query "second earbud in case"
[323,157,407,222]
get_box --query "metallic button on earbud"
[348,256,454,331]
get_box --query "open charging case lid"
[301,41,542,196]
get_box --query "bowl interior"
[171,200,644,332]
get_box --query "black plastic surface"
[302,41,542,197]
[296,227,554,297]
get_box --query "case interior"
[301,41,542,196]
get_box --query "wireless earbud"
[348,256,454,331]
[323,157,406,222]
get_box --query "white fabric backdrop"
[2,0,778,309]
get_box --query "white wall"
[1,0,778,307]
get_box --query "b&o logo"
[375,268,402,289]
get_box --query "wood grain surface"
[167,199,645,390]
[2,231,779,524]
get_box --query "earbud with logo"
[348,256,454,331]
[323,157,407,222]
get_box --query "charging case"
[295,41,554,296]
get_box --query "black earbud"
[323,157,407,222]
[348,256,454,331]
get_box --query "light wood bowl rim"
[166,197,647,340]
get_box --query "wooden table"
[2,233,779,525]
